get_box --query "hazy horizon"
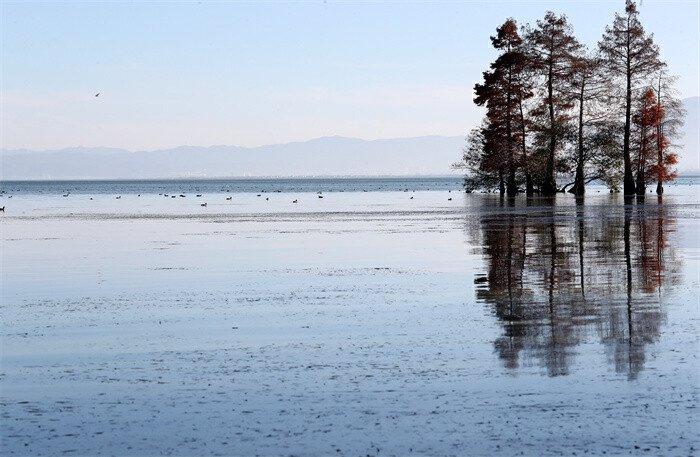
[2,93,698,179]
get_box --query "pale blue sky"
[2,0,698,150]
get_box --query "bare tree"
[567,50,616,196]
[652,71,684,195]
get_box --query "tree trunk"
[519,99,533,196]
[623,45,635,196]
[506,67,517,197]
[656,78,664,196]
[542,58,557,196]
[635,171,646,195]
[635,125,646,196]
[570,83,586,197]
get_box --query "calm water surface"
[1,178,698,456]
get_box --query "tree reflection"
[471,197,679,379]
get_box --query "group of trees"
[457,0,683,198]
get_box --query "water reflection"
[470,197,680,379]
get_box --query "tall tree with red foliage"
[651,72,683,195]
[633,88,664,196]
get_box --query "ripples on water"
[1,178,698,455]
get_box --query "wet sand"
[1,190,698,456]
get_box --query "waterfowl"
[226,196,232,201]
[0,206,4,212]
[200,203,207,207]
[292,199,298,203]
[116,196,121,199]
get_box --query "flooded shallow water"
[1,181,698,456]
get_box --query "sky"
[1,0,699,151]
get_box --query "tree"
[586,119,625,191]
[567,51,616,196]
[651,71,683,195]
[568,54,596,196]
[632,88,664,195]
[474,19,529,197]
[455,122,508,193]
[526,12,581,196]
[516,27,537,196]
[598,0,664,196]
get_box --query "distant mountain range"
[0,136,465,180]
[2,97,698,180]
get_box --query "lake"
[1,177,698,456]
